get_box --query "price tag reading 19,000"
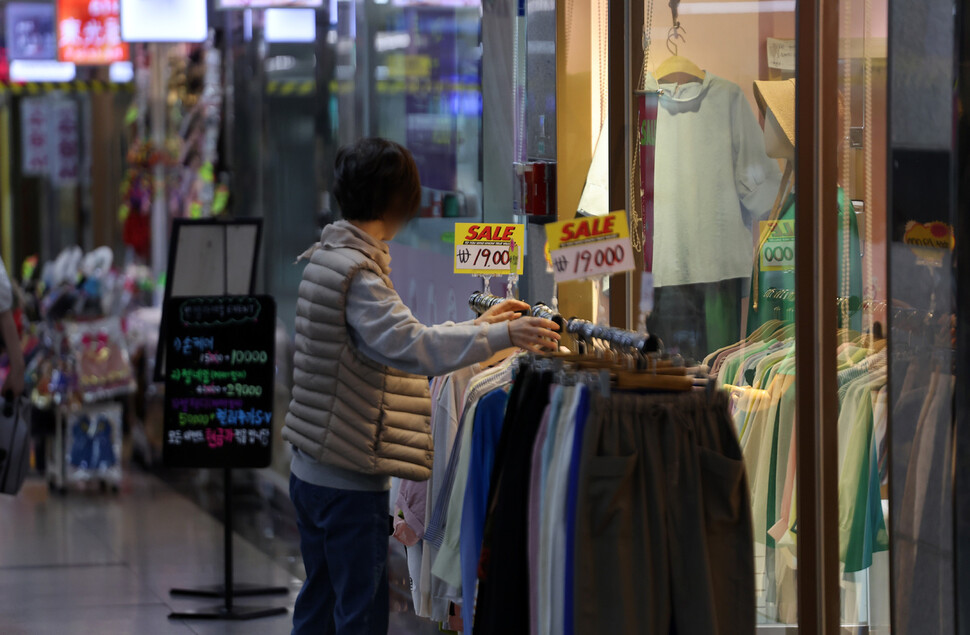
[545,211,635,283]
[454,223,526,275]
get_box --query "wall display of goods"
[63,403,122,490]
[14,246,152,493]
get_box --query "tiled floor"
[0,468,437,634]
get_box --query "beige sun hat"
[753,79,795,148]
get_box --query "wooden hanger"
[615,370,694,392]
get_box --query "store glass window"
[605,0,883,629]
[323,0,485,326]
[835,0,891,630]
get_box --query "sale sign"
[57,0,128,65]
[545,211,635,283]
[453,223,525,275]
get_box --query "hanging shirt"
[423,365,481,622]
[644,72,782,288]
[459,388,510,628]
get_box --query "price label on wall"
[453,223,525,275]
[545,210,635,283]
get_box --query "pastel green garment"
[838,372,889,572]
[747,189,863,336]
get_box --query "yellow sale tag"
[454,223,525,275]
[545,210,630,251]
[544,211,634,282]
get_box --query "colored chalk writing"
[163,296,276,469]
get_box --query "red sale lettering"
[559,216,617,244]
[600,215,616,235]
[464,225,516,242]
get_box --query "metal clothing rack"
[468,291,661,355]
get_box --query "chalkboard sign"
[162,296,276,468]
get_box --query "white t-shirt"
[645,72,783,288]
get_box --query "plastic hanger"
[655,22,704,84]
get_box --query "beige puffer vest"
[283,229,433,481]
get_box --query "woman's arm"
[345,271,558,376]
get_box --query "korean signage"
[58,0,128,65]
[545,211,635,283]
[20,98,82,183]
[51,100,80,185]
[903,221,955,268]
[21,98,51,176]
[453,223,525,275]
[6,3,57,61]
[163,296,276,469]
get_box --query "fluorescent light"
[121,0,208,43]
[109,61,134,83]
[265,8,316,43]
[10,60,76,82]
[374,31,410,52]
[678,1,795,14]
[265,55,298,72]
[220,0,321,6]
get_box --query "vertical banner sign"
[52,99,80,186]
[57,0,128,65]
[638,92,659,273]
[454,223,525,275]
[20,98,51,176]
[163,296,276,469]
[544,210,635,283]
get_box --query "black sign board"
[163,295,276,469]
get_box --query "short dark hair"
[332,138,422,223]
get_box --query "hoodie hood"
[297,220,392,275]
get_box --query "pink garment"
[528,395,555,635]
[396,478,428,540]
[768,422,797,543]
[393,517,421,547]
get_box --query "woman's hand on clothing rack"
[508,316,561,352]
[474,299,531,325]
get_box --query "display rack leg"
[168,468,288,621]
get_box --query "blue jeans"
[289,473,390,635]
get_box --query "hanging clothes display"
[643,71,783,360]
[705,318,890,624]
[573,390,753,634]
[891,318,955,635]
[392,292,755,634]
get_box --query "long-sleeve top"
[290,222,513,492]
[347,269,510,377]
[460,388,510,628]
[643,72,782,288]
